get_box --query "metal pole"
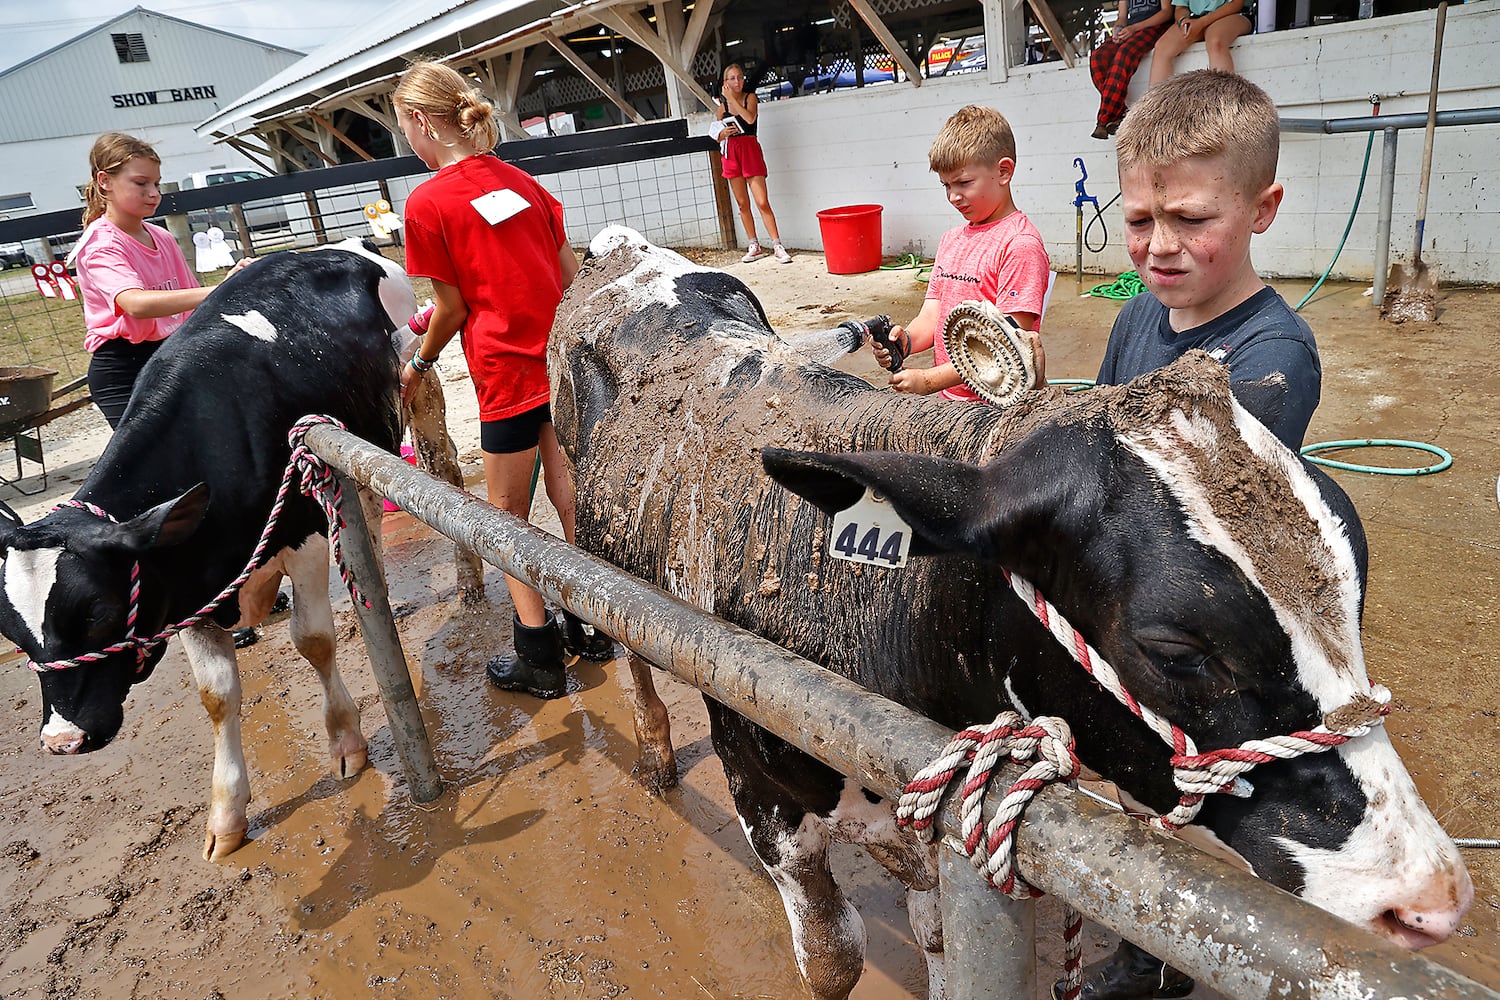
[304,425,1500,1000]
[940,843,1036,997]
[1373,127,1398,306]
[330,469,442,803]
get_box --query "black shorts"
[480,401,552,454]
[88,338,163,430]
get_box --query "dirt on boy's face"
[1119,154,1283,329]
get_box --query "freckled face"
[1120,155,1283,329]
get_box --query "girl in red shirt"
[395,61,612,697]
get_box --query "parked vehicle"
[0,241,34,269]
[179,169,289,233]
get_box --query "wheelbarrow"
[0,367,93,496]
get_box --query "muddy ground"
[0,250,1496,1000]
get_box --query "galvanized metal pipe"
[940,843,1037,997]
[1373,127,1399,305]
[329,470,442,802]
[305,425,1500,1000]
[1280,106,1500,134]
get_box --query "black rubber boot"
[486,613,567,699]
[232,627,259,648]
[560,609,615,661]
[1053,940,1194,1000]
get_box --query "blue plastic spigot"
[1073,157,1099,213]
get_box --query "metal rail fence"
[305,421,1500,1000]
[1280,106,1500,303]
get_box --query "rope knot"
[897,712,1078,899]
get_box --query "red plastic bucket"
[816,204,883,275]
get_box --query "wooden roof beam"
[306,110,376,162]
[844,0,924,86]
[541,29,645,124]
[594,6,716,112]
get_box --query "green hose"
[881,252,933,283]
[1295,129,1376,312]
[1299,439,1452,476]
[1088,271,1146,300]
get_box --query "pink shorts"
[721,135,768,179]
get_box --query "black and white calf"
[550,228,1472,999]
[0,238,482,860]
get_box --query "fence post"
[940,843,1037,997]
[330,470,442,802]
[159,181,194,264]
[709,150,737,248]
[1372,127,1399,306]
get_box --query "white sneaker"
[772,242,793,264]
[741,241,767,263]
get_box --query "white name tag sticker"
[828,487,912,568]
[471,188,530,225]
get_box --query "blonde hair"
[928,105,1017,174]
[1116,70,1280,193]
[393,60,499,154]
[82,132,160,226]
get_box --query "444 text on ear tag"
[828,487,912,568]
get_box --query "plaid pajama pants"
[1089,23,1170,128]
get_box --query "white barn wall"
[745,3,1499,284]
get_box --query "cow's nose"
[40,730,86,754]
[1374,872,1473,948]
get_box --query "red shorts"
[721,135,768,179]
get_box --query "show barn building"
[0,7,304,227]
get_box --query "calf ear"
[762,433,1102,561]
[114,484,210,553]
[762,447,989,556]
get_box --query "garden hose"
[881,252,932,284]
[1295,127,1377,312]
[1299,439,1451,476]
[1084,191,1122,254]
[1087,271,1147,300]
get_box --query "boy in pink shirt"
[873,105,1051,400]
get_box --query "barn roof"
[195,0,577,141]
[0,5,303,82]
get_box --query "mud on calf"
[550,227,1472,998]
[0,239,462,861]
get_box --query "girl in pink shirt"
[73,132,244,428]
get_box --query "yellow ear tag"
[828,487,911,568]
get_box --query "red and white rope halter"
[895,569,1393,1000]
[27,415,368,674]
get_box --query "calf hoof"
[633,750,679,795]
[331,735,369,778]
[202,823,248,862]
[459,583,486,606]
